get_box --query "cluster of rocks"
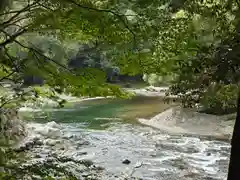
[5,120,145,180]
[0,108,26,143]
[1,121,99,179]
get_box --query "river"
[13,96,230,180]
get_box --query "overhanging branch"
[13,39,73,73]
[0,29,28,47]
[66,0,136,42]
[1,1,38,26]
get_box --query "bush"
[200,84,239,115]
[143,73,175,86]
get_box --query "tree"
[0,0,158,107]
[151,0,240,114]
[227,93,240,180]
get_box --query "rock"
[134,161,142,168]
[32,137,40,142]
[80,160,94,167]
[207,152,211,156]
[25,141,35,150]
[46,158,54,163]
[35,139,43,146]
[90,164,104,170]
[82,172,90,177]
[36,127,62,138]
[76,140,90,147]
[35,154,42,158]
[122,159,131,164]
[45,139,58,146]
[46,121,61,129]
[76,151,88,156]
[47,128,62,138]
[14,141,33,152]
[35,127,49,136]
[14,136,44,152]
[13,146,24,152]
[35,123,62,138]
[32,137,43,146]
[124,83,132,88]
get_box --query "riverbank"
[138,106,235,141]
[18,86,170,112]
[2,84,236,140]
[19,85,235,141]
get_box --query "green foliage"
[0,0,164,109]
[157,0,240,114]
[200,84,239,114]
[143,73,176,86]
[0,0,239,112]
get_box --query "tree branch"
[66,0,136,42]
[0,96,15,109]
[13,39,73,73]
[0,10,24,17]
[0,29,28,47]
[0,71,15,82]
[1,1,38,26]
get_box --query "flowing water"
[14,96,230,180]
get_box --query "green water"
[25,96,174,129]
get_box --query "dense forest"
[0,0,240,179]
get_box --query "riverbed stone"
[46,121,61,129]
[207,152,211,156]
[122,159,131,164]
[34,154,42,158]
[45,139,59,146]
[76,140,90,147]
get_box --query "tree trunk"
[227,92,240,180]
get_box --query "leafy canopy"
[0,0,240,112]
[0,0,164,107]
